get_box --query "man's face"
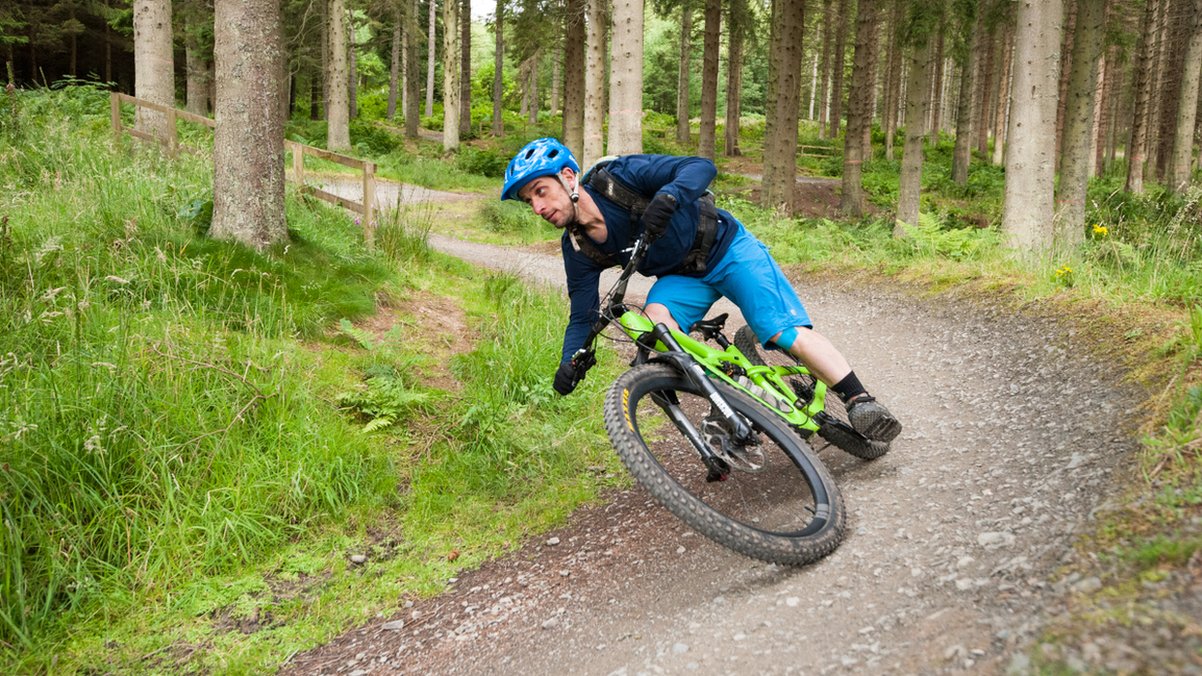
[517,171,574,229]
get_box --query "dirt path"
[287,180,1145,674]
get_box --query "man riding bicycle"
[501,137,901,447]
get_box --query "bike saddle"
[690,313,729,337]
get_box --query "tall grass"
[0,85,399,651]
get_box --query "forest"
[2,0,1202,672]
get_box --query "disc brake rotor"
[701,411,766,472]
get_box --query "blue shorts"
[646,222,811,347]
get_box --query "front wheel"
[603,363,846,566]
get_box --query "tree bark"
[761,0,806,212]
[724,0,747,156]
[349,33,358,119]
[1126,0,1159,193]
[608,0,644,154]
[841,0,880,215]
[492,0,505,137]
[896,36,934,233]
[211,0,286,249]
[563,0,587,152]
[443,0,461,150]
[883,0,904,161]
[388,10,401,120]
[184,6,210,116]
[1002,0,1064,255]
[818,0,834,135]
[677,2,694,144]
[828,0,850,139]
[460,0,472,137]
[327,0,351,150]
[132,0,174,139]
[1055,0,1105,250]
[1169,0,1202,190]
[426,0,437,117]
[583,0,608,166]
[952,2,983,186]
[405,0,421,137]
[991,17,1013,166]
[927,22,945,144]
[698,0,721,159]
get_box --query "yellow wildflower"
[1092,223,1109,237]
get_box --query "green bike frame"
[615,310,829,435]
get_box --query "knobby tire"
[603,363,846,566]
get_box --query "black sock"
[831,371,867,402]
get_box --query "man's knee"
[645,303,680,331]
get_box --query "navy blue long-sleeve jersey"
[560,154,738,363]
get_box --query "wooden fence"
[109,92,378,247]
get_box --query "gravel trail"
[285,181,1144,675]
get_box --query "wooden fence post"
[167,108,178,158]
[363,162,377,249]
[291,142,305,187]
[110,92,121,142]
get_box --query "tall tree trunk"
[761,0,806,211]
[327,0,351,150]
[991,18,1013,166]
[388,10,401,120]
[828,0,850,139]
[698,0,721,159]
[677,2,694,144]
[896,37,934,233]
[426,0,437,117]
[551,50,561,113]
[524,53,540,124]
[184,7,210,115]
[460,0,472,136]
[1150,0,1182,182]
[927,22,945,143]
[975,18,995,154]
[1002,0,1064,255]
[725,0,747,156]
[211,0,286,249]
[1055,0,1106,251]
[1091,42,1114,176]
[443,0,461,150]
[1126,0,1159,193]
[841,0,880,215]
[818,0,834,135]
[563,0,587,151]
[349,35,358,119]
[492,0,505,137]
[608,0,644,154]
[883,0,904,160]
[583,0,608,166]
[405,0,421,137]
[1169,0,1202,189]
[1055,0,1077,161]
[952,2,983,186]
[132,0,174,139]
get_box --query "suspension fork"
[645,322,756,445]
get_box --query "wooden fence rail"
[109,92,377,247]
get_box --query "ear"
[561,166,577,182]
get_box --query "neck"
[572,188,605,232]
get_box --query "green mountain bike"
[570,234,867,566]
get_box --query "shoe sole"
[849,406,902,443]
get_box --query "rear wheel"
[603,363,845,566]
[733,325,888,460]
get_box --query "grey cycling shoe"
[847,396,902,443]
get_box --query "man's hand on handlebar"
[553,348,597,395]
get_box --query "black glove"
[553,350,596,395]
[642,192,677,242]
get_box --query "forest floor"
[279,176,1198,674]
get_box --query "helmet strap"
[555,173,581,225]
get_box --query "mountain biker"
[501,137,902,446]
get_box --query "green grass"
[0,85,623,672]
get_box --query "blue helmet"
[501,137,580,201]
